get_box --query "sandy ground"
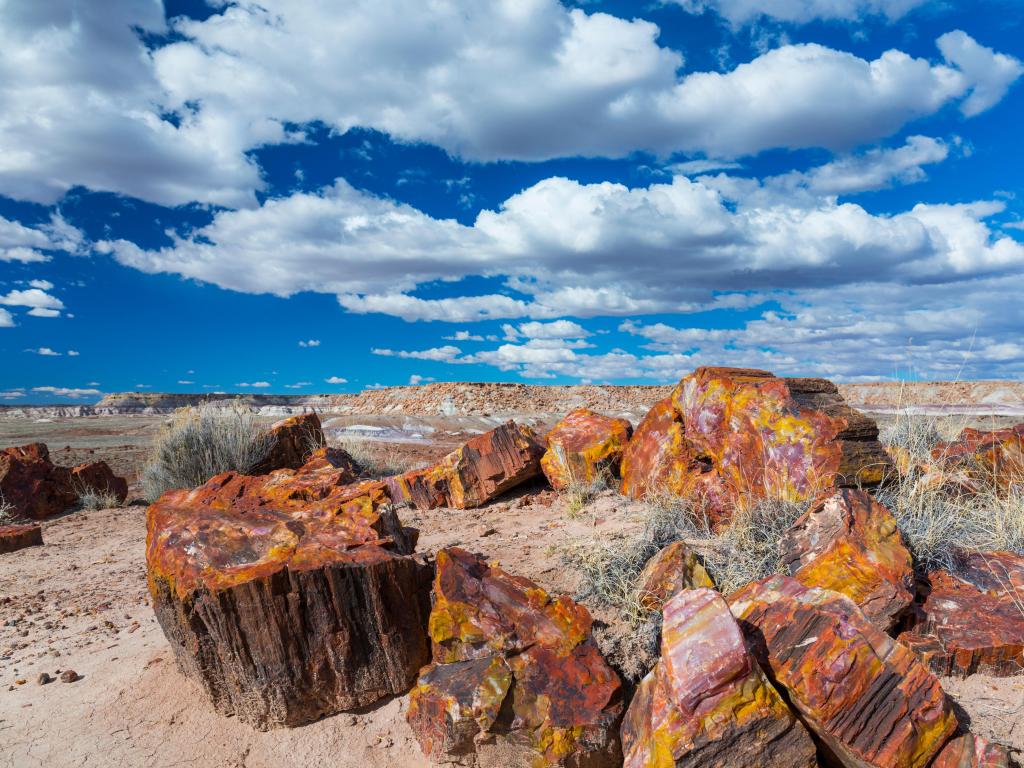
[0,486,647,768]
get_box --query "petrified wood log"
[0,443,76,520]
[147,469,431,730]
[780,488,914,630]
[635,541,714,612]
[70,460,128,503]
[932,734,1013,768]
[407,548,622,767]
[729,575,957,768]
[622,589,816,768]
[541,407,633,490]
[0,524,43,554]
[387,421,544,510]
[620,367,892,526]
[253,411,325,473]
[898,565,1024,677]
[932,424,1024,493]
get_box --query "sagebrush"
[141,402,273,501]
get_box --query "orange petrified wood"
[621,588,816,768]
[932,424,1024,493]
[932,734,1013,768]
[541,407,633,490]
[407,548,623,767]
[729,576,957,768]
[387,421,545,509]
[780,488,914,630]
[0,524,43,555]
[146,467,431,730]
[620,367,892,525]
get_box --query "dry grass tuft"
[0,492,17,525]
[141,401,273,501]
[334,437,423,479]
[76,488,126,511]
[877,412,1024,572]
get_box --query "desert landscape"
[2,371,1023,768]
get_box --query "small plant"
[141,401,273,501]
[76,488,125,511]
[0,492,17,525]
[334,436,421,479]
[553,446,611,517]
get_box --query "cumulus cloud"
[0,214,84,263]
[237,381,271,388]
[409,374,435,386]
[669,0,928,25]
[285,381,312,389]
[298,339,321,347]
[443,331,485,342]
[325,376,348,384]
[26,347,61,356]
[502,320,592,340]
[0,309,14,328]
[31,386,102,399]
[0,0,1017,206]
[372,346,463,362]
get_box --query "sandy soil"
[0,486,647,768]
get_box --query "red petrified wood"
[387,421,544,510]
[729,576,957,768]
[407,548,623,767]
[621,588,816,768]
[0,443,76,520]
[70,460,129,503]
[620,367,892,526]
[253,411,325,473]
[541,407,633,490]
[932,424,1024,493]
[146,467,431,730]
[0,524,43,554]
[899,558,1024,678]
[931,734,1013,768]
[635,541,714,612]
[779,488,914,630]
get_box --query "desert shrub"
[334,436,422,479]
[76,488,125,511]
[141,402,273,501]
[879,416,943,463]
[0,492,16,525]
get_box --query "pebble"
[37,672,52,685]
[60,670,79,683]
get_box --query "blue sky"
[1,0,1023,402]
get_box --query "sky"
[1,0,1023,402]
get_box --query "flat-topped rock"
[730,575,956,768]
[147,468,431,729]
[780,488,914,630]
[622,588,816,768]
[0,524,43,555]
[620,367,892,526]
[899,566,1024,677]
[387,421,544,509]
[541,407,633,490]
[407,548,622,767]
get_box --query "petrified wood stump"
[622,589,816,768]
[729,575,957,768]
[932,424,1024,493]
[620,367,892,526]
[147,470,431,730]
[541,407,633,490]
[70,460,128,503]
[387,421,544,510]
[780,488,914,630]
[0,524,43,554]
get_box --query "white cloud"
[177,380,194,385]
[27,308,61,318]
[502,320,592,340]
[669,0,928,25]
[31,386,102,399]
[443,330,485,342]
[67,350,79,356]
[28,279,54,290]
[669,159,743,176]
[298,339,321,347]
[372,345,463,362]
[0,1,1017,207]
[0,309,14,328]
[26,347,61,356]
[285,381,312,388]
[0,288,65,313]
[237,381,271,388]
[0,214,84,263]
[325,376,348,384]
[408,374,435,386]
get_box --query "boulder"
[0,524,43,554]
[932,424,1024,493]
[541,407,633,490]
[898,566,1024,677]
[931,734,1013,768]
[387,421,544,510]
[0,443,76,520]
[146,468,431,730]
[779,488,914,630]
[621,588,816,768]
[729,575,957,768]
[254,411,324,473]
[635,541,714,612]
[950,550,1024,595]
[70,460,129,503]
[620,367,892,526]
[298,446,361,478]
[407,548,622,767]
